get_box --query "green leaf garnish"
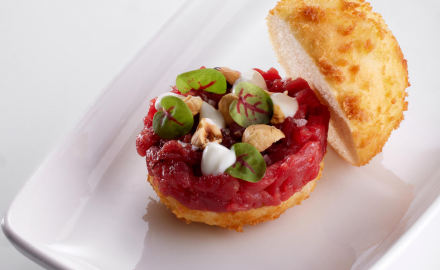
[229,82,273,128]
[176,68,227,94]
[153,96,194,139]
[225,143,266,183]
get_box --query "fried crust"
[148,162,323,232]
[269,0,409,166]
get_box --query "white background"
[1,0,439,269]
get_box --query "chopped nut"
[215,67,240,84]
[218,93,239,126]
[183,95,203,116]
[242,124,285,152]
[191,118,223,149]
[270,104,286,124]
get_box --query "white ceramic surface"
[2,0,440,269]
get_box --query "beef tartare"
[136,67,329,231]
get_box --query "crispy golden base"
[148,162,323,232]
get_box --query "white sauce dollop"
[200,102,226,129]
[232,69,268,92]
[201,143,236,176]
[270,93,299,118]
[154,92,185,110]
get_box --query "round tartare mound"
[136,68,330,231]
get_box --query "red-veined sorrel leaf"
[225,143,266,183]
[176,68,227,94]
[153,96,194,139]
[229,82,273,128]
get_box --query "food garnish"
[214,67,240,85]
[229,82,274,128]
[232,69,268,92]
[155,92,185,110]
[176,68,227,94]
[270,93,299,124]
[225,143,266,183]
[242,124,285,152]
[153,96,194,139]
[182,95,203,116]
[200,102,226,129]
[201,143,236,176]
[218,93,239,126]
[191,118,223,149]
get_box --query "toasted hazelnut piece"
[218,93,239,126]
[215,67,240,84]
[183,95,203,116]
[270,104,286,124]
[191,118,223,149]
[242,124,285,152]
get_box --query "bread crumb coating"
[148,163,323,232]
[269,0,409,165]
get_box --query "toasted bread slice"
[267,0,409,166]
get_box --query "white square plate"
[3,0,440,269]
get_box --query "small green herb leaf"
[229,82,273,128]
[153,96,194,139]
[176,68,227,94]
[225,143,266,183]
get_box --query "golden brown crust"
[148,163,323,232]
[269,0,409,166]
